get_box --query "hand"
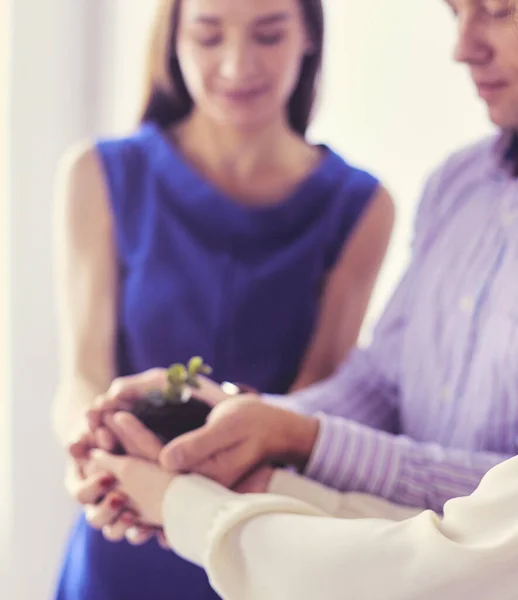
[84,411,169,541]
[233,465,275,494]
[66,431,137,540]
[86,368,229,435]
[86,368,169,435]
[89,448,174,527]
[159,395,319,488]
[68,414,166,542]
[87,412,172,544]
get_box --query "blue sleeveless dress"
[54,123,379,599]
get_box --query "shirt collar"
[491,130,518,178]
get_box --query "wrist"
[275,409,319,470]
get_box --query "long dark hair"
[138,0,324,136]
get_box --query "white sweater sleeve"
[163,458,518,600]
[267,469,422,520]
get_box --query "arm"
[268,469,421,521]
[163,458,518,600]
[304,414,513,512]
[51,142,117,446]
[290,186,395,391]
[162,388,512,512]
[269,161,452,424]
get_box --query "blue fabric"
[54,122,379,599]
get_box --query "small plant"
[147,356,213,405]
[128,356,213,444]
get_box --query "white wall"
[96,0,160,134]
[308,0,493,331]
[3,1,102,598]
[1,1,494,598]
[0,0,12,593]
[2,2,162,597]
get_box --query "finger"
[64,458,85,497]
[104,369,168,411]
[68,431,96,460]
[68,439,92,481]
[157,529,170,550]
[106,412,163,460]
[102,511,137,542]
[87,370,168,431]
[125,526,156,546]
[191,375,229,407]
[85,492,127,530]
[86,405,104,432]
[95,426,118,452]
[159,419,243,472]
[89,449,127,481]
[191,442,257,488]
[68,468,116,505]
[87,397,131,433]
[233,465,275,494]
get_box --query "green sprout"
[163,356,212,403]
[186,356,212,387]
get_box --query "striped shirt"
[271,132,518,513]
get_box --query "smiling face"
[174,0,314,131]
[445,0,518,129]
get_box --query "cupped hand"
[233,465,275,494]
[158,394,316,488]
[86,369,229,437]
[88,448,174,527]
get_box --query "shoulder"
[320,146,385,216]
[411,134,499,248]
[326,147,394,229]
[95,125,153,160]
[324,147,380,191]
[363,184,395,229]
[431,134,499,186]
[56,126,153,187]
[56,125,156,209]
[314,146,394,263]
[342,184,394,272]
[54,140,110,229]
[56,140,104,199]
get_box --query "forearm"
[265,347,398,433]
[163,459,518,600]
[268,469,421,521]
[52,374,106,446]
[305,414,512,512]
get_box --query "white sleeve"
[163,458,518,600]
[268,469,422,521]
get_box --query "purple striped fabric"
[270,133,518,512]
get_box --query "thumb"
[159,419,239,472]
[97,369,169,414]
[89,449,124,480]
[106,411,163,461]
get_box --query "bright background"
[0,0,493,597]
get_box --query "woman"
[88,411,518,600]
[51,0,393,597]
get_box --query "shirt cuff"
[268,469,341,515]
[162,474,237,567]
[304,413,402,500]
[162,473,328,596]
[162,474,328,566]
[261,393,311,415]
